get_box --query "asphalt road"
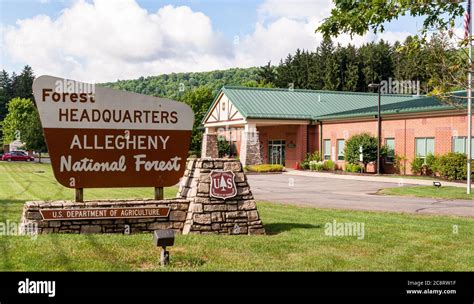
[247,174,474,217]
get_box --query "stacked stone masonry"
[177,158,265,235]
[240,131,263,166]
[21,199,190,234]
[201,134,218,158]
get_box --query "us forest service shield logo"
[210,170,237,199]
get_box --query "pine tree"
[15,65,35,100]
[0,70,12,121]
[343,45,359,91]
[257,61,277,86]
[322,40,341,91]
[308,51,323,90]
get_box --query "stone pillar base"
[178,158,265,235]
[201,134,218,158]
[240,131,262,167]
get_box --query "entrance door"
[268,140,286,165]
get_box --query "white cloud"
[1,0,414,83]
[258,0,333,21]
[235,0,411,66]
[235,17,319,66]
[2,0,233,82]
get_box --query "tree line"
[0,66,46,155]
[259,36,443,94]
[102,67,263,100]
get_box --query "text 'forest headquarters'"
[42,88,179,125]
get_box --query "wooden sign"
[32,76,194,188]
[39,207,170,221]
[210,170,237,199]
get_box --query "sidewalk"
[284,170,467,188]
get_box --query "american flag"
[465,0,472,40]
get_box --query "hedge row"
[411,152,469,180]
[245,164,284,173]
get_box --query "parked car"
[2,150,35,162]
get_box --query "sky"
[0,0,462,83]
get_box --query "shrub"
[410,158,425,175]
[188,150,200,158]
[246,164,284,173]
[300,161,310,170]
[309,161,324,171]
[301,151,321,170]
[425,153,438,176]
[344,133,378,166]
[323,160,336,171]
[345,163,363,173]
[306,151,322,162]
[436,153,467,180]
[217,139,230,157]
[394,155,408,175]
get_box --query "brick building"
[201,86,471,174]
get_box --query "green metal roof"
[203,86,467,123]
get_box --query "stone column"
[201,128,218,158]
[178,158,265,235]
[240,123,262,167]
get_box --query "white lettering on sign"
[33,76,193,130]
[59,155,182,173]
[69,134,170,150]
[213,175,234,190]
[133,155,181,172]
[60,155,127,172]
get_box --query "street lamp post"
[468,0,473,194]
[369,83,382,175]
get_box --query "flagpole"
[468,0,472,194]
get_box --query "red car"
[2,151,35,162]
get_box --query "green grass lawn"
[0,162,473,271]
[380,186,474,200]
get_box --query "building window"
[385,138,395,163]
[337,139,345,161]
[324,139,331,160]
[452,136,474,159]
[415,138,435,161]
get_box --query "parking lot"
[247,173,474,217]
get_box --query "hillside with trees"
[102,67,264,100]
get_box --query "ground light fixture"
[153,229,175,266]
[368,83,382,175]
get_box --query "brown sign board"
[209,170,237,199]
[39,207,170,221]
[32,76,194,188]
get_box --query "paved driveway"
[247,174,474,217]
